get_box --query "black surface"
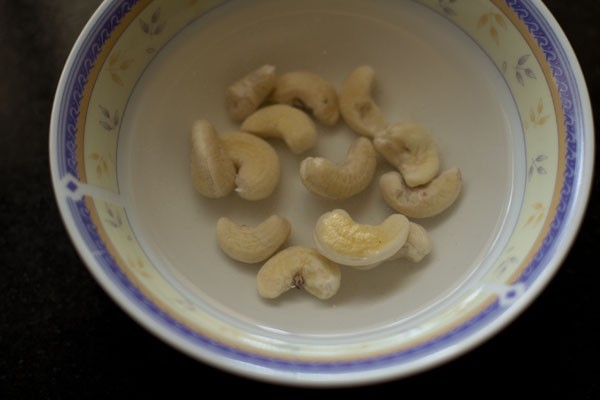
[1,1,598,398]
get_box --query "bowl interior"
[118,0,521,334]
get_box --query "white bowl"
[50,0,594,387]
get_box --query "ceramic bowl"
[50,0,594,386]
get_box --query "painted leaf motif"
[90,153,100,161]
[108,50,120,67]
[99,105,110,119]
[139,19,150,34]
[120,60,132,70]
[537,166,547,175]
[537,98,544,113]
[111,72,123,86]
[490,26,499,45]
[154,21,166,35]
[518,54,530,65]
[529,108,536,122]
[536,155,548,162]
[477,14,489,29]
[494,13,507,29]
[516,71,524,86]
[151,7,161,23]
[99,121,113,131]
[538,115,550,125]
[525,68,536,79]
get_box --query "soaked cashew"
[339,65,387,138]
[190,120,236,198]
[220,131,280,201]
[216,215,291,263]
[241,104,317,154]
[374,122,440,188]
[226,64,277,121]
[379,167,462,218]
[388,222,433,263]
[269,70,339,126]
[256,246,341,300]
[299,137,377,200]
[313,209,410,270]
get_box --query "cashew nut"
[190,119,236,198]
[373,122,440,187]
[379,167,462,218]
[256,246,341,300]
[216,215,291,263]
[226,64,277,121]
[269,70,339,126]
[220,131,281,201]
[339,65,387,138]
[313,209,410,269]
[299,137,377,200]
[240,104,317,154]
[388,222,433,263]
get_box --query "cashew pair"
[190,120,280,201]
[313,209,432,270]
[374,122,461,218]
[216,216,341,300]
[226,65,340,127]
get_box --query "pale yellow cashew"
[299,137,377,200]
[240,104,317,154]
[256,246,341,300]
[313,209,410,270]
[220,131,281,201]
[189,119,236,198]
[373,122,440,187]
[388,222,433,263]
[339,65,387,138]
[379,167,462,218]
[226,64,277,121]
[216,215,291,263]
[269,70,339,126]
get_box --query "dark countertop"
[1,1,598,398]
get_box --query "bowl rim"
[49,0,595,387]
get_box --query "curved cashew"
[216,215,291,263]
[339,65,387,138]
[189,120,236,198]
[379,167,462,218]
[299,137,377,200]
[388,222,433,263]
[269,70,339,126]
[220,131,280,201]
[226,64,277,121]
[240,104,317,154]
[373,122,440,187]
[256,246,341,300]
[313,209,410,269]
